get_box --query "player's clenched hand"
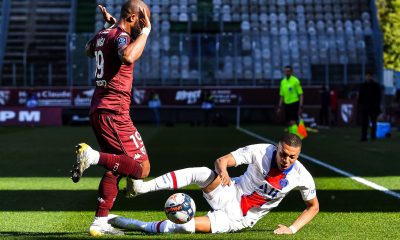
[98,4,116,24]
[273,224,294,235]
[218,170,231,187]
[139,7,151,31]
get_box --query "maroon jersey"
[87,27,134,115]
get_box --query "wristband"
[140,27,151,36]
[104,22,114,29]
[289,225,298,234]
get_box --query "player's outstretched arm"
[274,196,319,235]
[118,7,151,64]
[214,154,236,186]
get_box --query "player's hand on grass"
[98,4,116,24]
[273,224,295,235]
[139,7,151,31]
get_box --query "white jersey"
[230,144,316,227]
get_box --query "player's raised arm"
[274,196,319,235]
[118,7,151,64]
[98,4,117,26]
[214,154,236,186]
[85,5,116,58]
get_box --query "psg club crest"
[279,179,288,188]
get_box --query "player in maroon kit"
[70,0,151,236]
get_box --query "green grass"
[0,125,399,239]
[0,212,398,239]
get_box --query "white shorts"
[202,180,248,233]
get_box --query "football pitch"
[0,124,399,239]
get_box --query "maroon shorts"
[90,111,149,163]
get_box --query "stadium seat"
[26,0,378,86]
[179,13,189,22]
[241,21,251,32]
[152,5,161,14]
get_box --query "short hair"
[284,65,293,70]
[279,133,302,148]
[120,0,142,19]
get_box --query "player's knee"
[139,160,150,179]
[140,166,150,178]
[196,167,215,188]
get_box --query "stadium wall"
[0,86,346,126]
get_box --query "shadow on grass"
[0,189,399,212]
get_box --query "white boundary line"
[237,126,400,200]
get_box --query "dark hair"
[279,133,302,148]
[284,65,293,70]
[120,0,141,19]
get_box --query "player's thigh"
[206,210,246,233]
[203,182,242,219]
[90,112,125,154]
[112,114,149,163]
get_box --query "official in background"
[277,66,304,127]
[358,72,381,141]
[319,85,330,126]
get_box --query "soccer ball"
[164,193,196,224]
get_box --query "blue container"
[376,122,391,138]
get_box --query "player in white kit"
[110,133,319,235]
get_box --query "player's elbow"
[309,201,319,214]
[311,204,319,214]
[120,54,134,65]
[214,157,225,167]
[306,197,319,214]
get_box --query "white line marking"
[237,126,400,199]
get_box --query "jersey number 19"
[95,50,104,79]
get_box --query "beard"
[131,22,142,38]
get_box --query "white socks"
[85,145,100,165]
[113,217,195,233]
[136,167,215,194]
[92,216,108,226]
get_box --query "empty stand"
[1,0,73,86]
[68,0,376,86]
[0,0,375,86]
